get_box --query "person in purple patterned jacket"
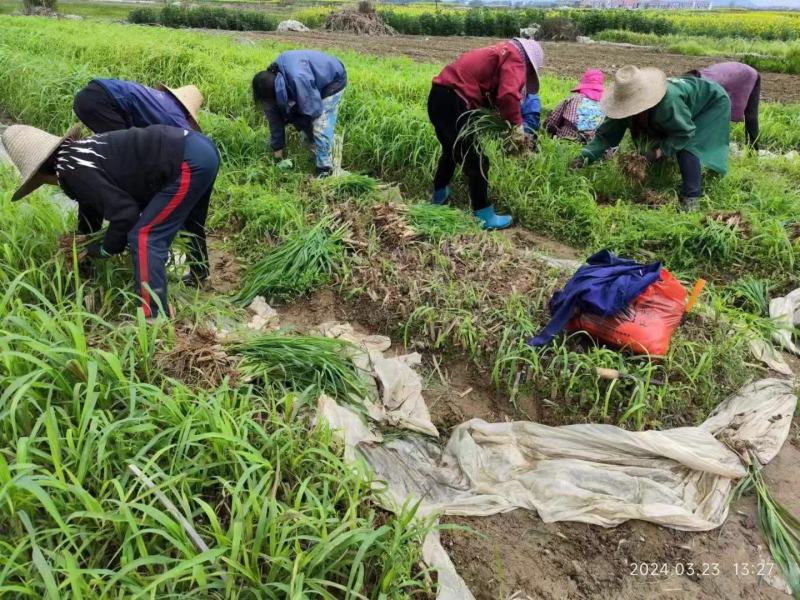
[686,62,761,149]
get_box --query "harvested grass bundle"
[322,173,379,202]
[235,217,346,305]
[408,203,481,240]
[617,151,648,186]
[229,333,367,400]
[157,326,239,388]
[56,232,104,272]
[373,202,417,246]
[736,459,800,597]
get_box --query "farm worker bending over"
[1,124,219,319]
[685,62,761,149]
[73,79,203,133]
[73,78,210,287]
[572,66,731,212]
[251,50,347,177]
[428,38,544,230]
[546,69,606,142]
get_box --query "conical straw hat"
[1,123,84,202]
[600,66,668,120]
[158,84,203,130]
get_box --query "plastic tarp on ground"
[316,322,797,599]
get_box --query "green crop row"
[0,163,432,596]
[1,16,797,289]
[0,16,795,431]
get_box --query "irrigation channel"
[1,14,800,599]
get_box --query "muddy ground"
[235,31,800,104]
[221,270,798,600]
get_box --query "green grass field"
[0,13,798,596]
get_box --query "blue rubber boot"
[431,186,451,205]
[474,205,513,230]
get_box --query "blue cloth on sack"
[521,93,541,135]
[93,79,192,129]
[527,250,662,347]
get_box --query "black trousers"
[744,74,761,149]
[73,82,128,133]
[677,150,702,199]
[427,84,489,211]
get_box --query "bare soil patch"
[444,443,800,600]
[239,31,800,104]
[207,236,244,294]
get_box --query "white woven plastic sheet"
[316,323,797,600]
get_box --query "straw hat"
[600,66,668,119]
[158,84,203,130]
[2,123,84,202]
[513,38,544,93]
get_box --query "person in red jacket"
[428,38,544,230]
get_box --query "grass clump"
[736,460,800,597]
[408,202,481,241]
[0,165,433,598]
[235,217,346,305]
[229,333,368,401]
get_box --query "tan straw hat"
[600,66,668,119]
[158,84,203,130]
[2,123,84,202]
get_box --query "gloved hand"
[570,156,587,170]
[277,158,294,170]
[86,242,111,260]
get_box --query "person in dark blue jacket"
[252,50,347,177]
[72,78,210,286]
[73,79,204,133]
[2,123,219,320]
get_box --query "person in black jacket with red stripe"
[2,123,219,319]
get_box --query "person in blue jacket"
[72,78,210,287]
[252,50,347,177]
[73,79,204,133]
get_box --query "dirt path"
[239,31,800,104]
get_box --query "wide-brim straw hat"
[158,84,203,130]
[513,38,544,94]
[600,66,668,119]
[2,123,84,202]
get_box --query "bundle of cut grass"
[229,333,367,401]
[736,457,800,597]
[235,217,346,305]
[409,202,482,240]
[617,151,649,186]
[322,173,379,202]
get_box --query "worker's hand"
[570,156,587,170]
[509,125,528,149]
[273,149,284,160]
[644,148,664,163]
[86,242,111,260]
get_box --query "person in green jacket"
[571,65,731,211]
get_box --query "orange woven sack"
[566,269,687,356]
